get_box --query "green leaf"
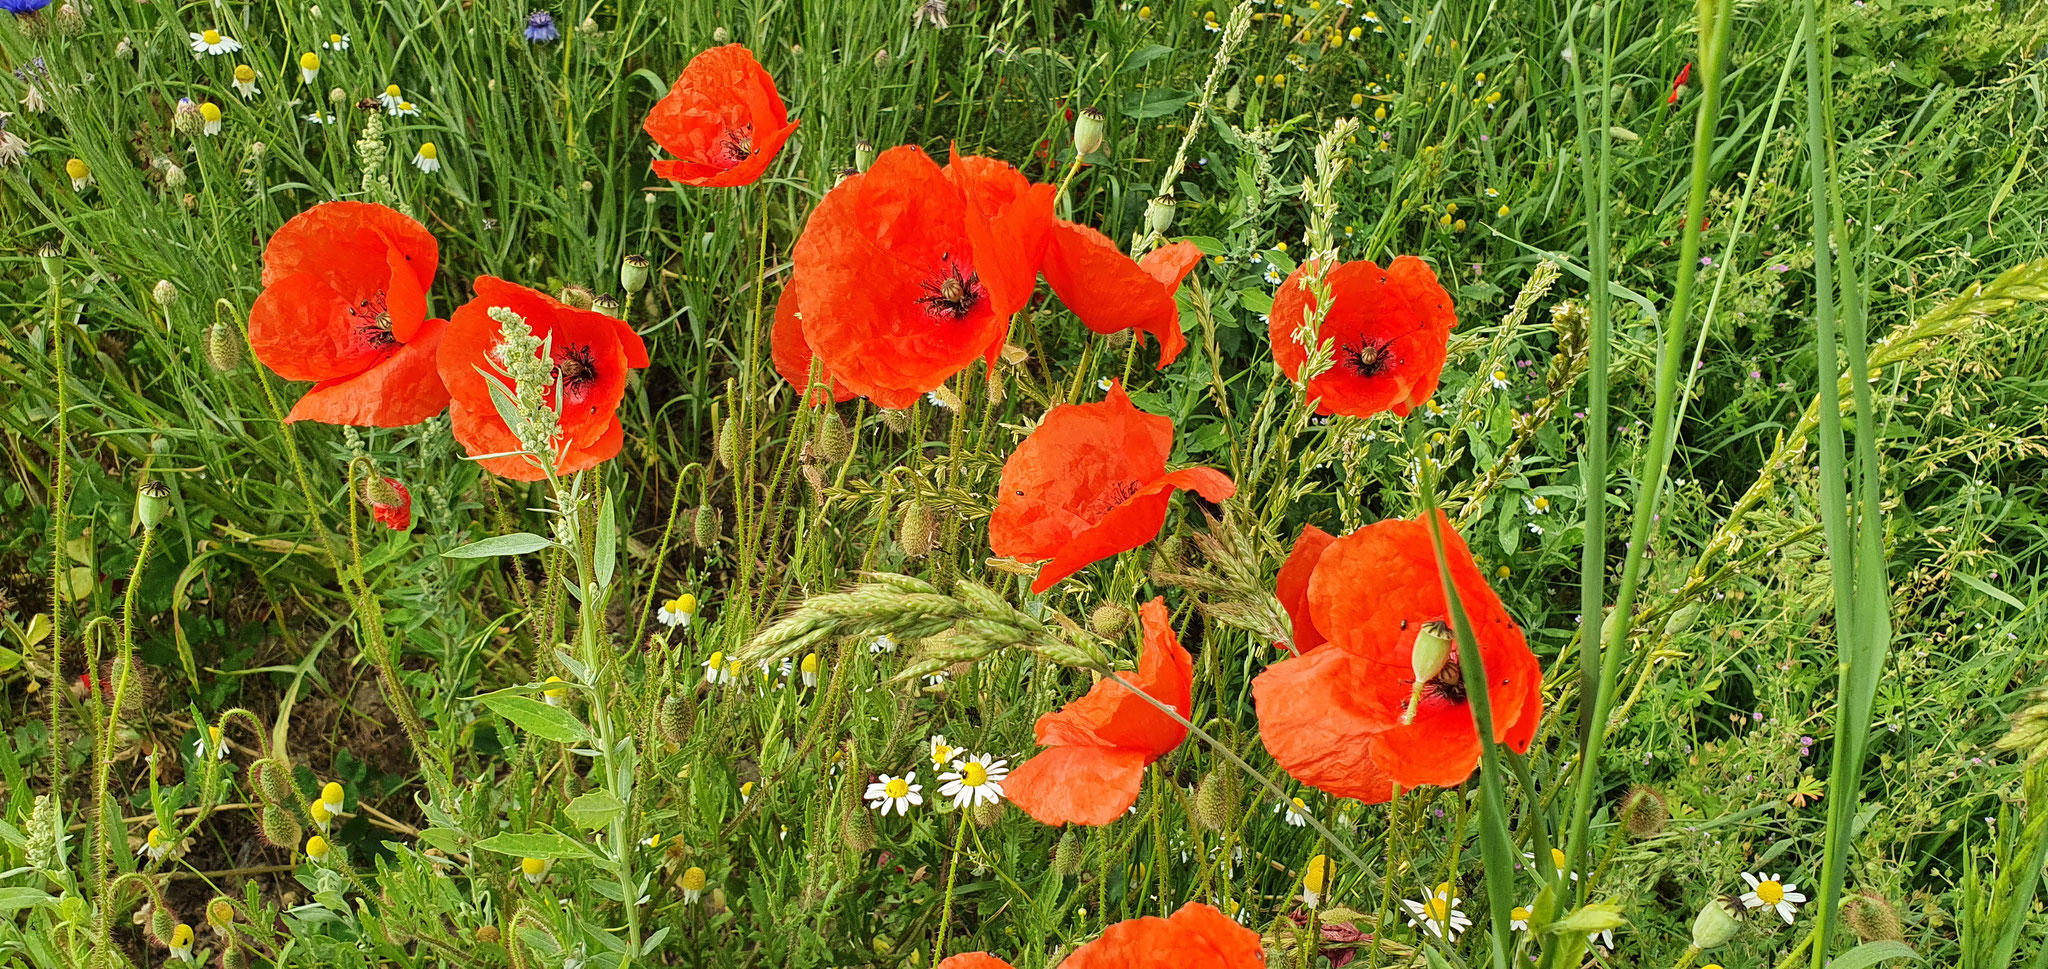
[1120,88,1195,119]
[443,532,555,559]
[0,887,57,912]
[1827,941,1919,969]
[594,492,618,592]
[472,831,594,860]
[480,693,590,744]
[563,790,626,830]
[1118,44,1176,74]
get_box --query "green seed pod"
[1144,195,1177,235]
[898,502,934,558]
[1618,786,1668,840]
[1193,770,1233,831]
[137,479,172,531]
[1690,893,1745,950]
[1088,603,1131,640]
[658,692,696,745]
[149,902,178,946]
[1053,830,1084,877]
[620,253,650,294]
[854,140,876,172]
[205,319,244,372]
[1073,106,1107,156]
[715,415,741,468]
[1662,603,1703,639]
[1842,893,1904,943]
[592,294,623,319]
[692,505,721,547]
[816,410,853,464]
[259,805,301,849]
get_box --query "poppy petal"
[1041,222,1191,369]
[284,317,451,426]
[263,201,437,293]
[1268,256,1455,418]
[1030,468,1234,594]
[1006,745,1150,827]
[643,45,798,188]
[249,267,399,382]
[771,284,854,404]
[1275,524,1336,654]
[1057,903,1264,969]
[1252,646,1400,803]
[935,956,1017,969]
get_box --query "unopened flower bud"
[174,99,203,135]
[1619,786,1668,839]
[620,253,649,294]
[204,897,235,933]
[898,501,935,557]
[878,408,911,433]
[205,320,244,372]
[815,410,852,463]
[259,806,301,849]
[137,479,172,530]
[148,902,178,946]
[1073,106,1107,156]
[712,26,729,43]
[557,285,594,309]
[1841,893,1904,943]
[53,3,83,35]
[1088,603,1131,639]
[1053,830,1084,876]
[1402,621,1453,724]
[691,505,721,547]
[715,414,741,468]
[1193,770,1232,830]
[152,279,178,307]
[658,692,696,745]
[973,798,1003,828]
[161,162,186,189]
[1690,893,1745,950]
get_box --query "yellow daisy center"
[1512,906,1531,920]
[202,30,221,44]
[1424,896,1452,921]
[681,866,706,891]
[884,778,909,798]
[235,65,254,81]
[961,762,989,786]
[329,34,342,43]
[418,143,438,160]
[1550,847,1568,869]
[520,857,546,876]
[386,84,401,96]
[1755,880,1785,905]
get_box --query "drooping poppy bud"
[359,476,412,530]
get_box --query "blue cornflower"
[0,0,54,16]
[523,10,558,43]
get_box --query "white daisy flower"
[1510,904,1531,931]
[799,652,820,687]
[306,111,335,125]
[299,52,321,85]
[1402,883,1472,940]
[194,725,227,761]
[319,782,346,817]
[1278,796,1311,827]
[310,798,335,833]
[864,772,923,816]
[412,142,441,174]
[1525,848,1580,881]
[923,670,950,687]
[703,651,734,684]
[199,102,222,136]
[929,734,958,768]
[1740,871,1807,924]
[391,100,420,117]
[1589,927,1615,949]
[189,30,242,55]
[1263,267,1285,285]
[323,33,351,51]
[738,780,754,803]
[169,923,196,963]
[639,832,662,848]
[680,866,706,903]
[1301,854,1331,909]
[1524,495,1551,515]
[520,856,553,884]
[1488,369,1510,390]
[938,754,1009,809]
[379,83,404,111]
[542,675,569,706]
[657,593,697,628]
[869,634,898,654]
[144,825,173,861]
[232,65,260,99]
[1096,377,1113,392]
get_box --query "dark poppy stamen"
[717,125,755,166]
[1339,338,1394,378]
[347,292,398,350]
[1423,655,1468,705]
[1082,479,1144,521]
[916,253,985,321]
[554,343,599,399]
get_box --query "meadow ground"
[3,0,2048,967]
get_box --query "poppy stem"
[932,809,970,963]
[42,264,69,800]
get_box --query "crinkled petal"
[284,317,451,426]
[1252,647,1400,803]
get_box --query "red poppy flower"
[437,277,649,481]
[1267,256,1456,418]
[642,45,799,188]
[935,956,1016,969]
[1274,523,1336,654]
[1040,221,1203,369]
[770,284,854,405]
[988,381,1235,593]
[1057,903,1263,969]
[790,145,1053,409]
[1252,513,1541,801]
[1668,61,1692,105]
[248,201,448,426]
[366,477,412,531]
[1006,598,1192,826]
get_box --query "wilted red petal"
[1274,524,1336,654]
[1253,645,1399,803]
[643,45,799,188]
[1041,222,1195,369]
[771,285,853,405]
[1058,903,1263,969]
[284,317,451,426]
[1028,468,1235,595]
[1268,256,1455,418]
[1006,745,1151,826]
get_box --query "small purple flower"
[524,9,559,43]
[1770,263,1790,273]
[1749,370,1762,379]
[1700,256,1713,267]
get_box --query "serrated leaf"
[563,790,626,830]
[443,532,555,559]
[481,693,590,744]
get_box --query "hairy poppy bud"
[592,293,623,318]
[1619,786,1668,839]
[557,285,595,310]
[816,410,853,463]
[842,794,877,853]
[1053,830,1084,876]
[973,799,1003,828]
[1842,893,1904,943]
[148,902,178,946]
[259,806,301,849]
[692,505,721,547]
[137,479,172,531]
[1402,621,1454,725]
[221,945,249,969]
[658,692,696,745]
[1088,603,1131,639]
[854,139,876,172]
[1193,770,1232,831]
[620,253,649,294]
[1073,106,1107,156]
[715,414,741,468]
[898,501,935,558]
[878,408,911,434]
[361,476,412,531]
[153,279,179,307]
[1145,195,1177,234]
[475,925,501,944]
[1690,893,1745,950]
[252,758,295,808]
[205,897,235,933]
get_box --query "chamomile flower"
[169,923,196,963]
[938,753,1009,809]
[1263,266,1285,285]
[305,835,331,862]
[319,782,345,817]
[739,780,755,803]
[1510,905,1531,931]
[412,142,441,173]
[194,725,227,761]
[1589,927,1616,949]
[1740,871,1806,924]
[310,798,335,833]
[1488,369,1510,390]
[698,651,733,684]
[922,670,951,687]
[865,772,923,815]
[1525,495,1551,515]
[1301,853,1331,908]
[379,83,404,110]
[391,100,420,117]
[869,634,899,654]
[800,652,820,687]
[144,825,173,861]
[1525,847,1580,881]
[232,65,259,98]
[1278,796,1311,827]
[657,592,698,629]
[65,156,90,191]
[929,734,958,768]
[306,110,335,125]
[299,52,320,84]
[198,101,221,136]
[681,866,707,903]
[190,30,242,55]
[520,856,552,883]
[1402,883,1472,940]
[323,32,350,50]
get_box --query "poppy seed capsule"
[1690,893,1745,950]
[258,805,301,849]
[1401,621,1454,724]
[620,253,649,294]
[1073,106,1107,156]
[1618,785,1668,839]
[592,293,623,318]
[854,139,876,171]
[1842,893,1904,943]
[137,479,172,530]
[692,505,721,547]
[1144,195,1177,234]
[38,241,63,279]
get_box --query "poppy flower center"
[346,292,399,351]
[715,124,755,167]
[1422,654,1467,705]
[553,343,601,401]
[1078,478,1144,521]
[1339,338,1396,378]
[916,254,987,322]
